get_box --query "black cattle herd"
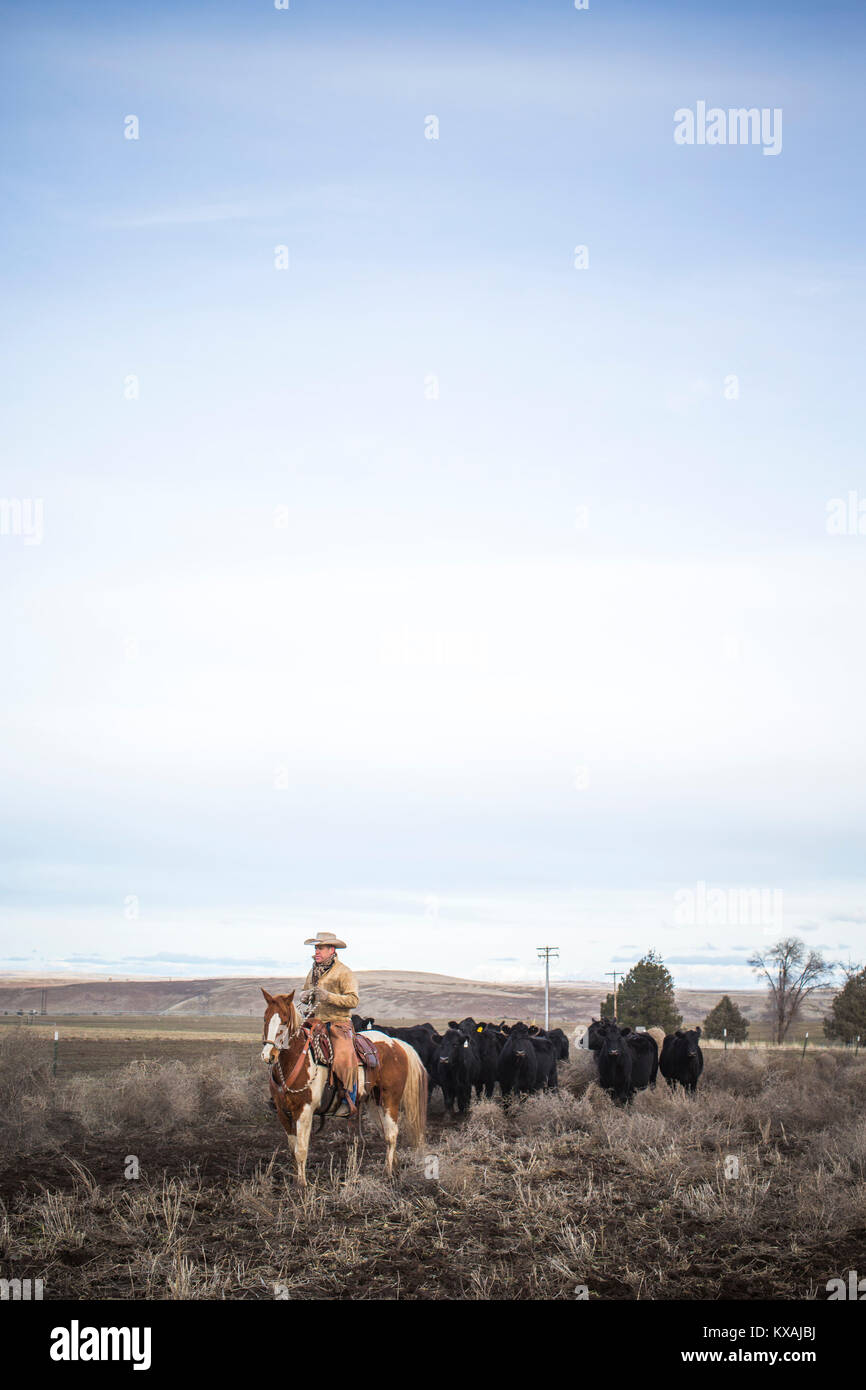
[351,1014,705,1110]
[586,1018,705,1102]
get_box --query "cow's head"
[586,1018,610,1051]
[598,1019,623,1057]
[437,1028,468,1067]
[509,1021,531,1057]
[683,1027,701,1058]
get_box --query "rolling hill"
[0,970,834,1029]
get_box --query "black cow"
[527,1025,568,1059]
[470,1023,503,1099]
[585,1017,613,1051]
[432,1027,480,1113]
[396,1025,441,1072]
[497,1022,538,1097]
[352,1018,441,1074]
[443,1017,500,1099]
[660,1028,704,1094]
[399,1025,442,1072]
[543,1027,569,1061]
[529,1034,558,1090]
[620,1026,658,1091]
[595,1019,633,1103]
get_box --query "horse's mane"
[282,996,300,1032]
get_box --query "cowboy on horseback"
[261,958,427,1186]
[299,931,360,1115]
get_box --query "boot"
[336,1083,358,1116]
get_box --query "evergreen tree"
[702,994,749,1042]
[823,965,866,1044]
[601,950,682,1032]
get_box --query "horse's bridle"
[263,1015,316,1096]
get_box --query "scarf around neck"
[312,954,337,986]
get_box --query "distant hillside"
[0,970,834,1028]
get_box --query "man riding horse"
[261,940,427,1184]
[299,931,360,1115]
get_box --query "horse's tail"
[398,1042,428,1149]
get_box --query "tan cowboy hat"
[303,931,347,949]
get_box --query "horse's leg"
[381,1095,400,1177]
[351,1065,366,1143]
[293,1102,314,1186]
[276,1105,299,1172]
[370,1089,400,1177]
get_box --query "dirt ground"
[3,1027,865,1301]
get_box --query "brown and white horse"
[260,988,427,1186]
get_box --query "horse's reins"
[264,1017,316,1095]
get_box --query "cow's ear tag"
[477,1026,483,1032]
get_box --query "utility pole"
[536,946,559,1030]
[605,971,622,1021]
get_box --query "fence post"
[723,1027,728,1053]
[801,1031,809,1060]
[52,1027,59,1077]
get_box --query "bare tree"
[748,938,834,1043]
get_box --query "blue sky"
[1,0,864,990]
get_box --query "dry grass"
[60,1057,262,1135]
[0,1026,55,1151]
[0,1028,864,1300]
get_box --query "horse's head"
[261,988,298,1064]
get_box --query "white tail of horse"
[396,1040,428,1149]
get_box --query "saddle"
[307,1019,379,1083]
[353,1031,379,1069]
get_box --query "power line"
[539,945,558,1034]
[605,970,623,1021]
